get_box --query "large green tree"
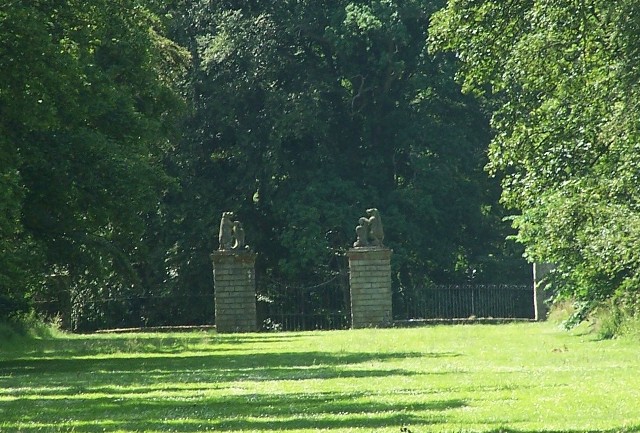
[166,0,527,315]
[0,0,187,329]
[430,0,640,319]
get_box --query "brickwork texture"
[347,248,393,328]
[211,251,257,333]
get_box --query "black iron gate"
[257,272,351,331]
[393,284,535,321]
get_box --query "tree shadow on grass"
[0,351,461,401]
[0,391,466,432]
[0,348,458,377]
[0,334,466,432]
[3,332,311,359]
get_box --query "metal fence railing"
[393,284,535,321]
[36,280,534,332]
[257,273,351,332]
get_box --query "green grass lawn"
[1,322,639,432]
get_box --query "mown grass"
[1,322,639,432]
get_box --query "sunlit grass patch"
[1,323,639,432]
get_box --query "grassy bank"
[1,323,639,432]
[0,316,60,349]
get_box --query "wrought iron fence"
[393,284,535,321]
[257,272,351,331]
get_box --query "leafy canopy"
[174,0,525,293]
[0,0,188,328]
[431,0,640,315]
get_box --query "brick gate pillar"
[347,247,393,328]
[211,250,257,333]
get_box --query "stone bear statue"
[366,208,384,247]
[218,211,235,250]
[353,217,370,248]
[231,221,245,250]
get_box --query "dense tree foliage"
[0,0,187,329]
[431,0,640,319]
[2,0,529,331]
[165,0,528,307]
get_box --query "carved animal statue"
[366,208,384,247]
[232,221,245,250]
[353,217,370,248]
[218,212,235,250]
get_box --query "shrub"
[0,312,61,343]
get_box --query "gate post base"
[211,250,257,333]
[347,247,393,328]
